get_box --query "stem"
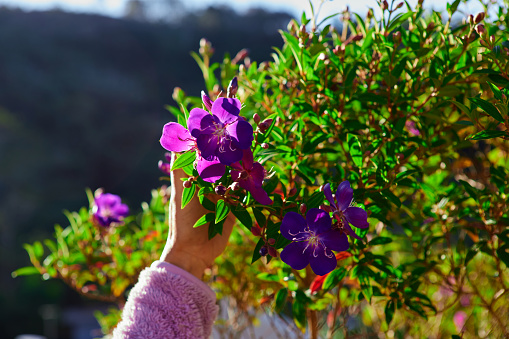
[308,309,319,339]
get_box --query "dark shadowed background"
[0,2,291,337]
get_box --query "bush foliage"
[16,0,509,337]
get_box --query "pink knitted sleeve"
[112,260,219,339]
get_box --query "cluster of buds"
[214,184,227,196]
[259,238,278,258]
[199,38,214,57]
[183,177,194,188]
[158,153,173,176]
[333,44,345,56]
[468,12,485,25]
[381,1,403,11]
[254,113,273,134]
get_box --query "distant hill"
[0,6,291,337]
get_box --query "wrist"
[160,249,207,279]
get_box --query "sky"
[0,0,486,21]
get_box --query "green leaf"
[449,100,471,116]
[171,151,196,171]
[496,245,509,267]
[468,97,504,123]
[193,213,214,228]
[251,238,265,264]
[208,219,224,239]
[385,300,395,325]
[274,288,288,313]
[347,134,363,167]
[369,237,393,246]
[488,82,503,101]
[252,207,266,227]
[467,130,509,140]
[12,266,40,278]
[322,268,347,292]
[292,293,307,330]
[231,207,252,230]
[459,180,478,198]
[306,191,324,209]
[181,183,196,209]
[215,199,230,224]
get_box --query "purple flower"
[405,120,420,136]
[188,97,253,165]
[160,122,226,183]
[453,311,467,332]
[280,209,349,275]
[323,181,369,240]
[231,149,272,205]
[93,192,129,227]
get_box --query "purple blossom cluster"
[159,80,272,205]
[93,192,129,227]
[280,181,369,275]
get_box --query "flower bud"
[261,143,269,149]
[164,152,172,164]
[396,2,403,9]
[215,185,226,196]
[232,48,249,64]
[299,203,307,214]
[352,34,363,42]
[268,246,278,258]
[299,24,306,36]
[289,187,297,197]
[230,182,240,191]
[467,14,474,25]
[258,121,269,132]
[253,113,261,124]
[427,22,435,31]
[262,118,273,126]
[268,238,276,245]
[259,246,269,257]
[183,180,192,188]
[201,91,213,111]
[227,76,238,98]
[172,87,184,103]
[474,12,485,24]
[475,24,486,35]
[393,31,401,43]
[251,226,261,236]
[158,160,172,176]
[381,0,389,10]
[490,35,495,44]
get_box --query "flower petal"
[323,183,336,209]
[160,123,195,152]
[250,163,265,188]
[215,141,243,165]
[280,212,308,240]
[211,97,241,124]
[249,187,273,205]
[196,134,218,160]
[226,120,254,149]
[241,149,253,170]
[280,241,310,271]
[318,229,349,252]
[306,208,332,235]
[344,207,369,229]
[343,220,362,240]
[309,244,337,276]
[196,158,225,183]
[336,180,353,211]
[187,108,215,138]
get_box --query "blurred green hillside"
[0,6,290,337]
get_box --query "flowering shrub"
[15,0,509,337]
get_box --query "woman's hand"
[160,153,235,279]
